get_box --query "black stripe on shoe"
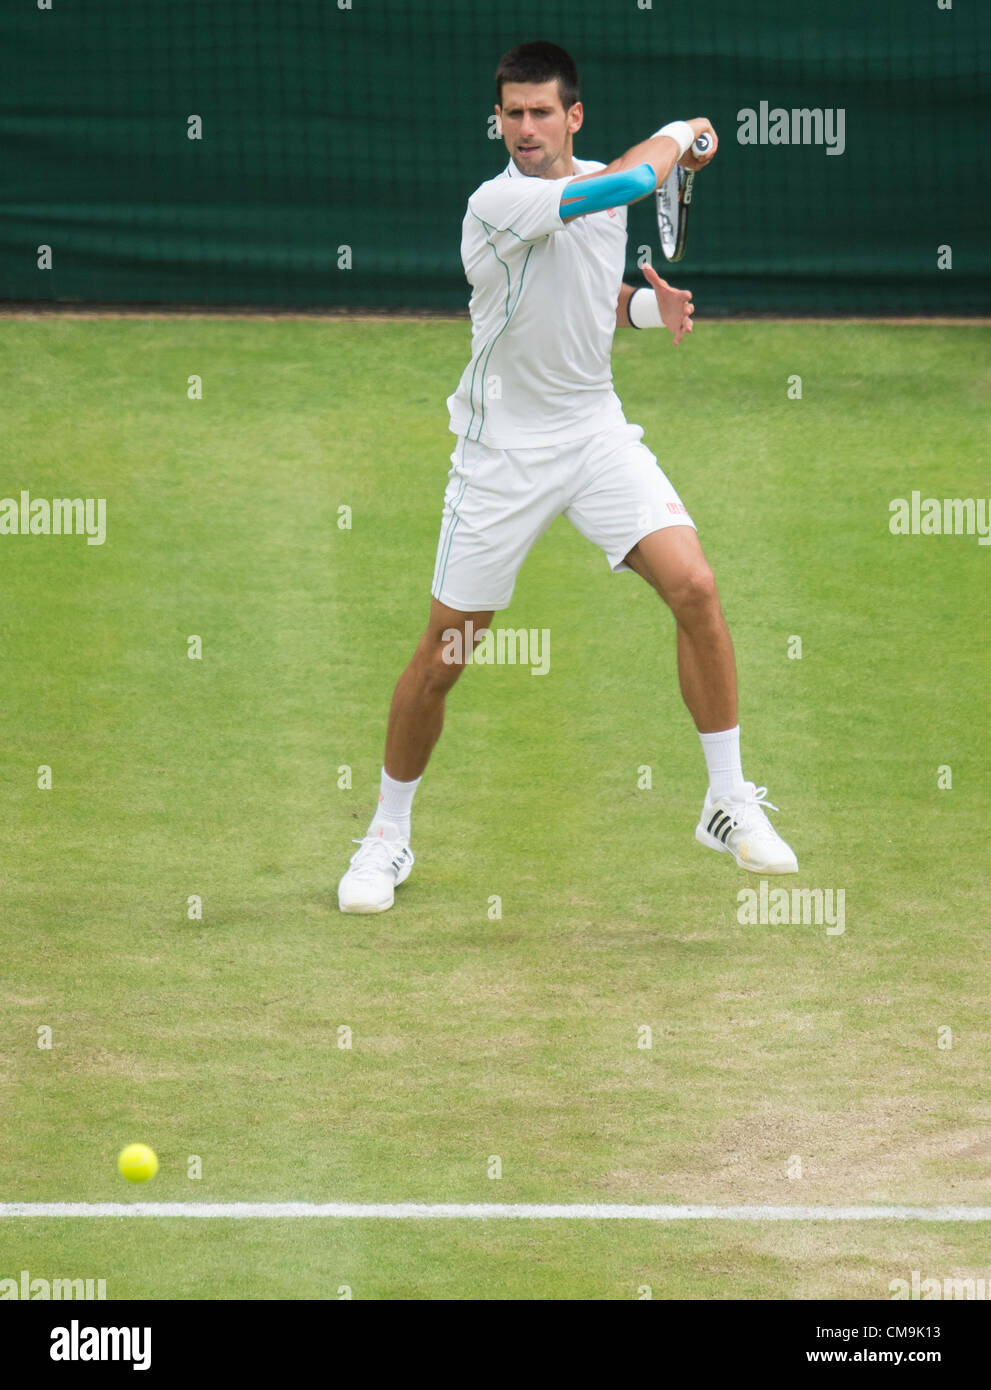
[706,811,737,843]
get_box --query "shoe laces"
[729,783,780,827]
[348,834,403,880]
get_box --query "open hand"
[641,261,695,345]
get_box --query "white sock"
[699,726,745,799]
[370,767,420,840]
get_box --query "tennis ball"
[117,1143,159,1183]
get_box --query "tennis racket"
[656,132,712,263]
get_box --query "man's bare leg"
[623,525,736,733]
[625,524,797,873]
[338,599,495,912]
[384,599,495,781]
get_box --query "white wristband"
[652,120,694,158]
[628,287,663,330]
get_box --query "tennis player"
[339,41,798,912]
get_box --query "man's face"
[495,79,583,179]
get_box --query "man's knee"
[417,637,469,694]
[408,603,495,695]
[415,617,488,694]
[662,562,720,622]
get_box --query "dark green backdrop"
[1,0,988,313]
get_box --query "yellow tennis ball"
[117,1143,159,1183]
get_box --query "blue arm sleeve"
[559,162,657,221]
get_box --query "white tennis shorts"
[431,422,695,612]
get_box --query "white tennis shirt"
[447,156,630,448]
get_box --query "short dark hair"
[495,41,580,112]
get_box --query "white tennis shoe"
[338,820,414,913]
[696,782,798,875]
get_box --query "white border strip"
[3,1203,991,1221]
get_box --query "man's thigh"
[623,524,714,607]
[431,434,570,612]
[564,423,696,576]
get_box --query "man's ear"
[493,104,503,139]
[568,101,584,135]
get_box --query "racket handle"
[691,132,713,157]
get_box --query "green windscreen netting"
[0,0,987,313]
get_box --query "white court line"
[3,1203,991,1221]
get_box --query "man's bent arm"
[560,163,657,221]
[560,118,716,222]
